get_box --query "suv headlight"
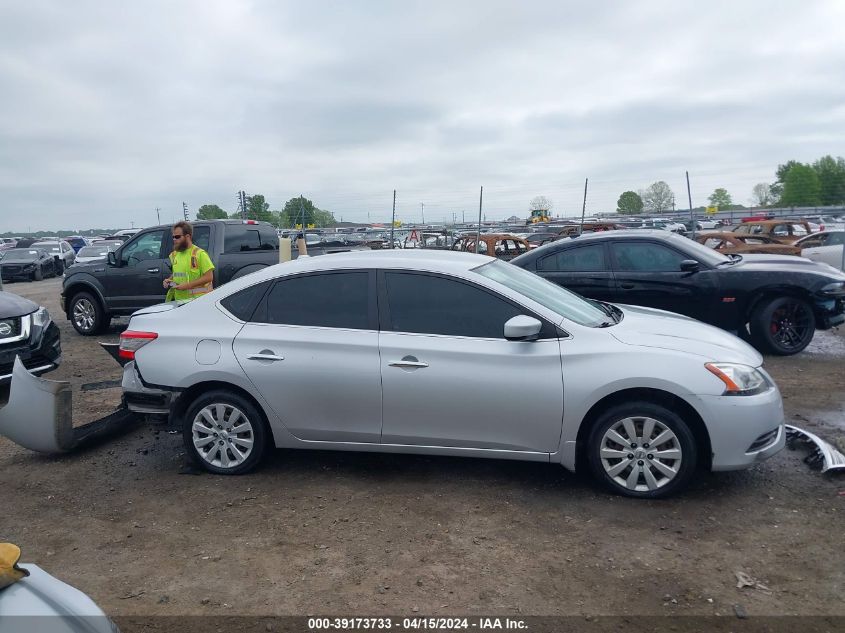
[32,307,52,329]
[705,363,770,396]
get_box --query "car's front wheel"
[750,296,815,355]
[33,266,43,281]
[183,390,268,475]
[70,292,108,335]
[586,402,697,499]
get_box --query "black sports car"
[0,248,57,282]
[511,230,845,355]
[0,291,62,384]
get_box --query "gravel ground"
[0,277,843,619]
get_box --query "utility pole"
[421,202,425,225]
[299,195,306,231]
[475,186,483,253]
[390,189,396,249]
[182,202,189,221]
[155,207,161,224]
[579,178,589,236]
[686,171,695,239]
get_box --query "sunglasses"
[172,234,185,239]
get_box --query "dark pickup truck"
[61,219,359,335]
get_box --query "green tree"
[196,204,228,220]
[616,191,644,215]
[812,155,845,206]
[708,188,733,208]
[640,181,674,213]
[279,197,337,227]
[780,164,821,206]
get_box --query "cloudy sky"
[2,1,844,230]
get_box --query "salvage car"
[693,232,801,256]
[0,248,57,282]
[451,234,530,260]
[732,219,813,244]
[0,291,61,384]
[511,230,845,355]
[30,239,75,274]
[120,250,785,498]
[794,230,844,270]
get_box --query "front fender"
[61,274,108,316]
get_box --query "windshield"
[32,242,60,252]
[78,246,109,257]
[475,260,610,327]
[0,248,40,262]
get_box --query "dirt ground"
[1,277,843,619]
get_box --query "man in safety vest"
[163,221,214,301]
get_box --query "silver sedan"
[120,251,785,498]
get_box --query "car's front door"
[232,270,383,443]
[609,240,717,319]
[378,271,564,452]
[104,230,168,311]
[533,243,616,302]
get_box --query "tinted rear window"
[219,280,271,321]
[224,225,278,253]
[254,272,369,329]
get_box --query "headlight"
[820,281,845,296]
[32,307,52,329]
[705,362,770,396]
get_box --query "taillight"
[119,331,158,360]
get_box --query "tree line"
[196,195,338,227]
[616,154,845,214]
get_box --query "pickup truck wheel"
[750,296,814,355]
[70,292,108,335]
[183,390,267,475]
[587,401,697,499]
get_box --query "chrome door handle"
[388,359,429,368]
[246,353,285,362]
[147,268,160,273]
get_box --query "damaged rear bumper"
[122,360,176,415]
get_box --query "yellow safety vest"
[166,246,213,302]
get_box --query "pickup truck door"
[103,230,169,311]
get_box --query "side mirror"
[107,251,118,266]
[504,315,542,342]
[680,259,699,272]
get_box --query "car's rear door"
[232,270,383,443]
[378,270,563,452]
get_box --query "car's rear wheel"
[33,266,43,281]
[55,259,64,275]
[750,296,815,355]
[586,402,697,499]
[183,390,267,475]
[70,292,108,335]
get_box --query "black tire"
[749,296,815,355]
[33,266,43,281]
[69,291,108,335]
[182,389,268,475]
[55,259,64,275]
[586,401,698,499]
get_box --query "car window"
[799,235,825,248]
[385,272,524,338]
[220,280,271,321]
[224,225,278,253]
[702,238,722,248]
[611,242,687,272]
[790,224,808,236]
[829,233,845,246]
[121,230,165,266]
[537,244,607,272]
[256,272,369,329]
[192,225,211,252]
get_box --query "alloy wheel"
[72,298,96,331]
[191,403,255,469]
[769,301,813,351]
[599,416,683,492]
